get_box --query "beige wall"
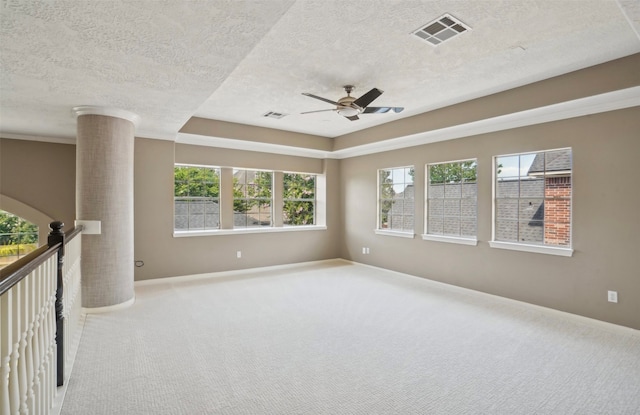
[133,138,342,281]
[0,138,76,230]
[339,107,640,329]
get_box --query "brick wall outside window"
[544,176,571,246]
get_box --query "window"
[233,169,273,228]
[492,148,572,254]
[283,173,316,226]
[425,159,477,242]
[173,164,326,236]
[378,166,414,233]
[0,210,39,270]
[174,165,220,231]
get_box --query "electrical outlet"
[366,247,370,254]
[362,247,367,254]
[236,251,242,259]
[607,290,618,303]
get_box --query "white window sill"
[421,234,478,246]
[489,241,573,257]
[174,225,327,237]
[374,229,415,239]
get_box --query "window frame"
[422,158,478,246]
[375,165,415,238]
[232,168,274,228]
[489,148,573,257]
[282,172,316,226]
[173,164,221,232]
[173,165,326,237]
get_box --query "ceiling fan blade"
[353,88,383,108]
[362,106,404,114]
[345,115,360,121]
[300,109,337,114]
[302,92,340,106]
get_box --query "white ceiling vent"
[412,14,470,46]
[263,111,288,119]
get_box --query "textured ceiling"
[1,0,639,140]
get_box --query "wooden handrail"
[0,225,82,295]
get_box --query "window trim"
[374,229,415,238]
[423,158,478,244]
[232,168,274,228]
[282,172,317,226]
[490,148,574,256]
[421,234,477,245]
[174,164,221,232]
[174,225,327,238]
[489,240,573,256]
[376,165,415,235]
[174,164,326,237]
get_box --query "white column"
[73,106,139,310]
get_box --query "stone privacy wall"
[427,182,477,236]
[175,199,220,230]
[174,199,268,229]
[388,185,415,231]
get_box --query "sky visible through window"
[497,153,536,178]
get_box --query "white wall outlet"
[607,290,618,303]
[236,251,242,259]
[362,247,366,254]
[366,247,370,254]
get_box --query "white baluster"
[8,284,20,415]
[1,292,12,415]
[18,277,29,415]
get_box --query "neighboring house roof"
[528,149,572,176]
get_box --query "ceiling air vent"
[412,13,470,46]
[263,111,288,119]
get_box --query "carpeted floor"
[61,260,640,414]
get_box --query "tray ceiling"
[1,0,639,141]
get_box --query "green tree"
[429,161,477,184]
[0,210,38,247]
[174,166,219,198]
[283,173,315,225]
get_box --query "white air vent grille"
[263,111,288,119]
[412,14,470,46]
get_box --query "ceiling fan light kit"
[301,85,404,121]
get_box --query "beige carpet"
[61,260,640,414]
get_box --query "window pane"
[496,199,518,220]
[428,184,444,199]
[428,217,444,234]
[443,217,460,235]
[444,199,460,217]
[444,183,461,198]
[519,153,539,177]
[427,160,477,238]
[495,220,518,242]
[496,155,519,179]
[494,148,572,248]
[520,178,544,198]
[519,199,544,221]
[379,166,414,232]
[519,220,543,244]
[460,198,477,218]
[496,180,519,198]
[461,218,476,237]
[429,165,445,184]
[461,182,477,198]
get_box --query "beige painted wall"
[0,138,76,230]
[133,138,342,281]
[339,107,640,329]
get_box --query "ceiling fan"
[301,85,404,121]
